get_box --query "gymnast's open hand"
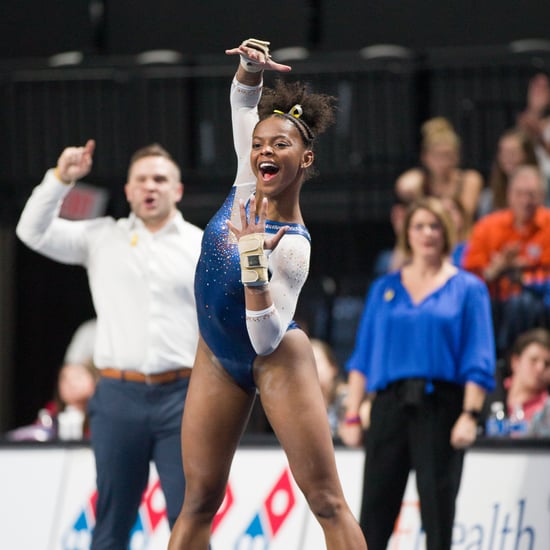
[227,195,288,251]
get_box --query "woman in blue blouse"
[341,197,496,550]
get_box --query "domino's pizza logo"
[212,483,234,535]
[62,491,97,550]
[62,479,166,550]
[233,468,296,548]
[63,466,298,549]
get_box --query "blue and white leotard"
[193,78,311,389]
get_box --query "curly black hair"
[258,79,336,145]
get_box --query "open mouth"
[259,162,280,181]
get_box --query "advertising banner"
[1,445,548,549]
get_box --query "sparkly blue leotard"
[194,185,310,389]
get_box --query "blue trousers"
[88,376,188,550]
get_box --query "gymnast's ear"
[301,150,314,168]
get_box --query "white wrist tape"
[238,233,268,286]
[240,38,271,73]
[240,56,263,73]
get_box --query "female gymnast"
[168,39,367,549]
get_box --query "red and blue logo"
[234,468,296,548]
[62,479,166,550]
[63,467,298,549]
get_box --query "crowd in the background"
[291,76,550,457]
[384,73,550,355]
[364,72,550,429]
[324,74,550,547]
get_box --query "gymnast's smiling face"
[250,116,313,201]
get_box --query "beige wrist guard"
[238,233,268,286]
[240,38,271,73]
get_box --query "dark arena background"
[0,0,549,433]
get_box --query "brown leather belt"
[100,367,192,385]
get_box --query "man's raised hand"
[56,139,96,183]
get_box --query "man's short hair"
[128,144,181,181]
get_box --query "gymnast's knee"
[305,488,345,521]
[182,489,225,523]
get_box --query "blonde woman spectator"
[396,117,483,219]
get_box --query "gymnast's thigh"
[181,337,256,497]
[255,330,338,492]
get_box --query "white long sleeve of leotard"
[230,76,311,356]
[230,77,262,187]
[246,233,311,356]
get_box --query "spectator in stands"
[477,128,539,218]
[484,328,550,425]
[50,361,99,437]
[463,165,550,352]
[374,192,470,275]
[441,196,471,267]
[341,196,495,550]
[395,117,484,219]
[372,193,410,278]
[311,338,348,438]
[5,319,99,441]
[5,361,99,442]
[63,318,97,366]
[517,72,550,186]
[49,318,98,437]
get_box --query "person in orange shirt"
[464,165,550,280]
[463,164,550,351]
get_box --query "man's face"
[507,170,545,226]
[124,156,183,231]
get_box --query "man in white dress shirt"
[16,139,203,549]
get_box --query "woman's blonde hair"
[398,197,456,257]
[421,117,461,152]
